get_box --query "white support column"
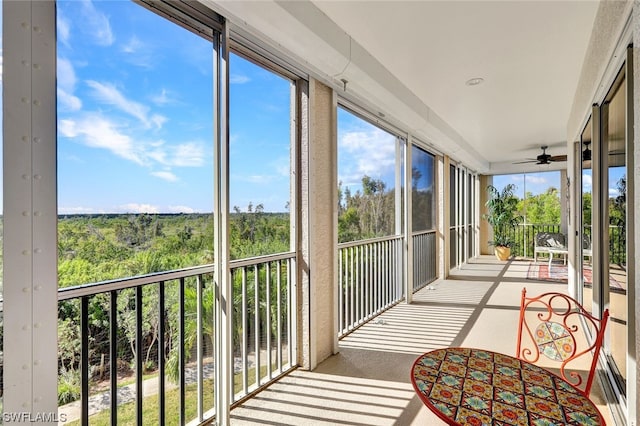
[213,21,232,426]
[479,175,493,255]
[3,1,58,420]
[560,169,569,236]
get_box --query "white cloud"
[57,58,77,92]
[60,114,206,172]
[167,205,196,214]
[151,114,168,129]
[582,173,593,191]
[151,88,174,106]
[86,80,166,129]
[59,115,145,165]
[609,187,620,198]
[339,128,396,183]
[151,171,178,182]
[121,35,144,54]
[59,206,100,215]
[230,74,250,84]
[81,0,114,46]
[57,12,71,47]
[525,175,548,185]
[58,88,83,112]
[117,203,160,214]
[57,58,82,111]
[170,142,205,167]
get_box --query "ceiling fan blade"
[549,155,567,162]
[512,159,538,164]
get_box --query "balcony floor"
[230,256,613,425]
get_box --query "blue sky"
[1,0,624,214]
[492,167,625,199]
[492,172,561,198]
[56,0,399,214]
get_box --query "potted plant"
[483,183,522,260]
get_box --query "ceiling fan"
[514,146,567,165]
[582,141,591,161]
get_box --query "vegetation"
[483,184,522,248]
[338,169,435,243]
[518,187,561,225]
[55,207,290,407]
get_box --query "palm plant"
[483,184,522,249]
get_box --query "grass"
[64,364,276,425]
[65,379,215,426]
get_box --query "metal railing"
[504,223,625,265]
[412,230,437,292]
[57,252,296,424]
[337,235,403,336]
[230,253,296,403]
[505,223,561,258]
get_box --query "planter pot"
[494,246,511,261]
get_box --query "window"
[229,53,292,259]
[337,107,399,242]
[411,146,435,232]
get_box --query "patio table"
[410,347,605,425]
[547,247,569,268]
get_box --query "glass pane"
[337,107,398,242]
[580,118,593,315]
[229,53,292,259]
[411,146,435,232]
[605,76,627,392]
[491,172,561,259]
[449,165,457,267]
[56,1,214,422]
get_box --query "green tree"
[521,187,561,224]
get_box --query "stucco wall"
[567,1,632,142]
[301,78,338,370]
[478,175,494,256]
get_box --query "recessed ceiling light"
[465,77,484,86]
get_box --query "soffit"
[207,0,599,174]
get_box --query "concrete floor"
[230,256,614,425]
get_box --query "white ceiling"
[212,0,600,174]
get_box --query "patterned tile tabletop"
[411,347,604,425]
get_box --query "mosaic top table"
[410,347,605,426]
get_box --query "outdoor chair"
[582,233,593,264]
[516,288,609,396]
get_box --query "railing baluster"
[179,277,186,426]
[109,291,117,426]
[356,245,360,324]
[276,261,283,372]
[135,286,143,426]
[196,275,203,421]
[288,258,294,366]
[338,249,343,333]
[81,296,89,426]
[349,246,354,330]
[254,264,260,387]
[242,267,248,395]
[158,282,165,426]
[60,254,295,426]
[266,262,272,380]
